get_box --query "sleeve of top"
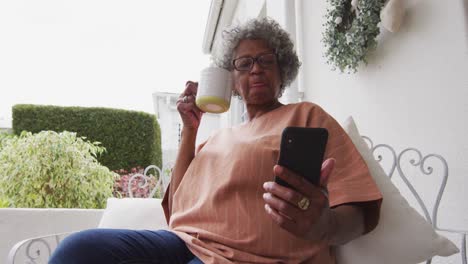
[308,105,383,233]
[161,139,209,225]
[161,183,171,224]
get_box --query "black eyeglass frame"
[231,53,277,72]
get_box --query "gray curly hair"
[213,17,301,97]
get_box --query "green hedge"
[12,104,162,171]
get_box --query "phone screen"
[276,127,328,188]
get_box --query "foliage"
[0,197,9,208]
[0,131,16,150]
[12,104,162,171]
[0,131,117,208]
[322,0,385,73]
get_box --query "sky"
[0,0,212,127]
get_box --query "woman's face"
[232,39,282,105]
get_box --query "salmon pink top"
[162,102,382,263]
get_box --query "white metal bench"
[6,138,467,264]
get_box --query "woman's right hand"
[176,81,204,130]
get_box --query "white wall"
[301,0,468,233]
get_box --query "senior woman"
[49,18,381,264]
[165,17,382,263]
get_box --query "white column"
[266,0,301,104]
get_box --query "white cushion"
[336,116,459,264]
[98,198,168,230]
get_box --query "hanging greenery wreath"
[322,0,386,73]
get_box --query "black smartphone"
[275,127,329,188]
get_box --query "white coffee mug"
[196,66,233,114]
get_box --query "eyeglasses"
[232,53,277,72]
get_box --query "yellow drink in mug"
[196,66,233,114]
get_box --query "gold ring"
[298,197,310,211]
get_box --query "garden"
[0,104,166,209]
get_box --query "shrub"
[12,104,162,171]
[0,131,117,208]
[0,197,9,208]
[0,131,15,151]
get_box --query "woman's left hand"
[262,158,336,242]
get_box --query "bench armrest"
[6,232,74,264]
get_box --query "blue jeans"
[49,229,203,264]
